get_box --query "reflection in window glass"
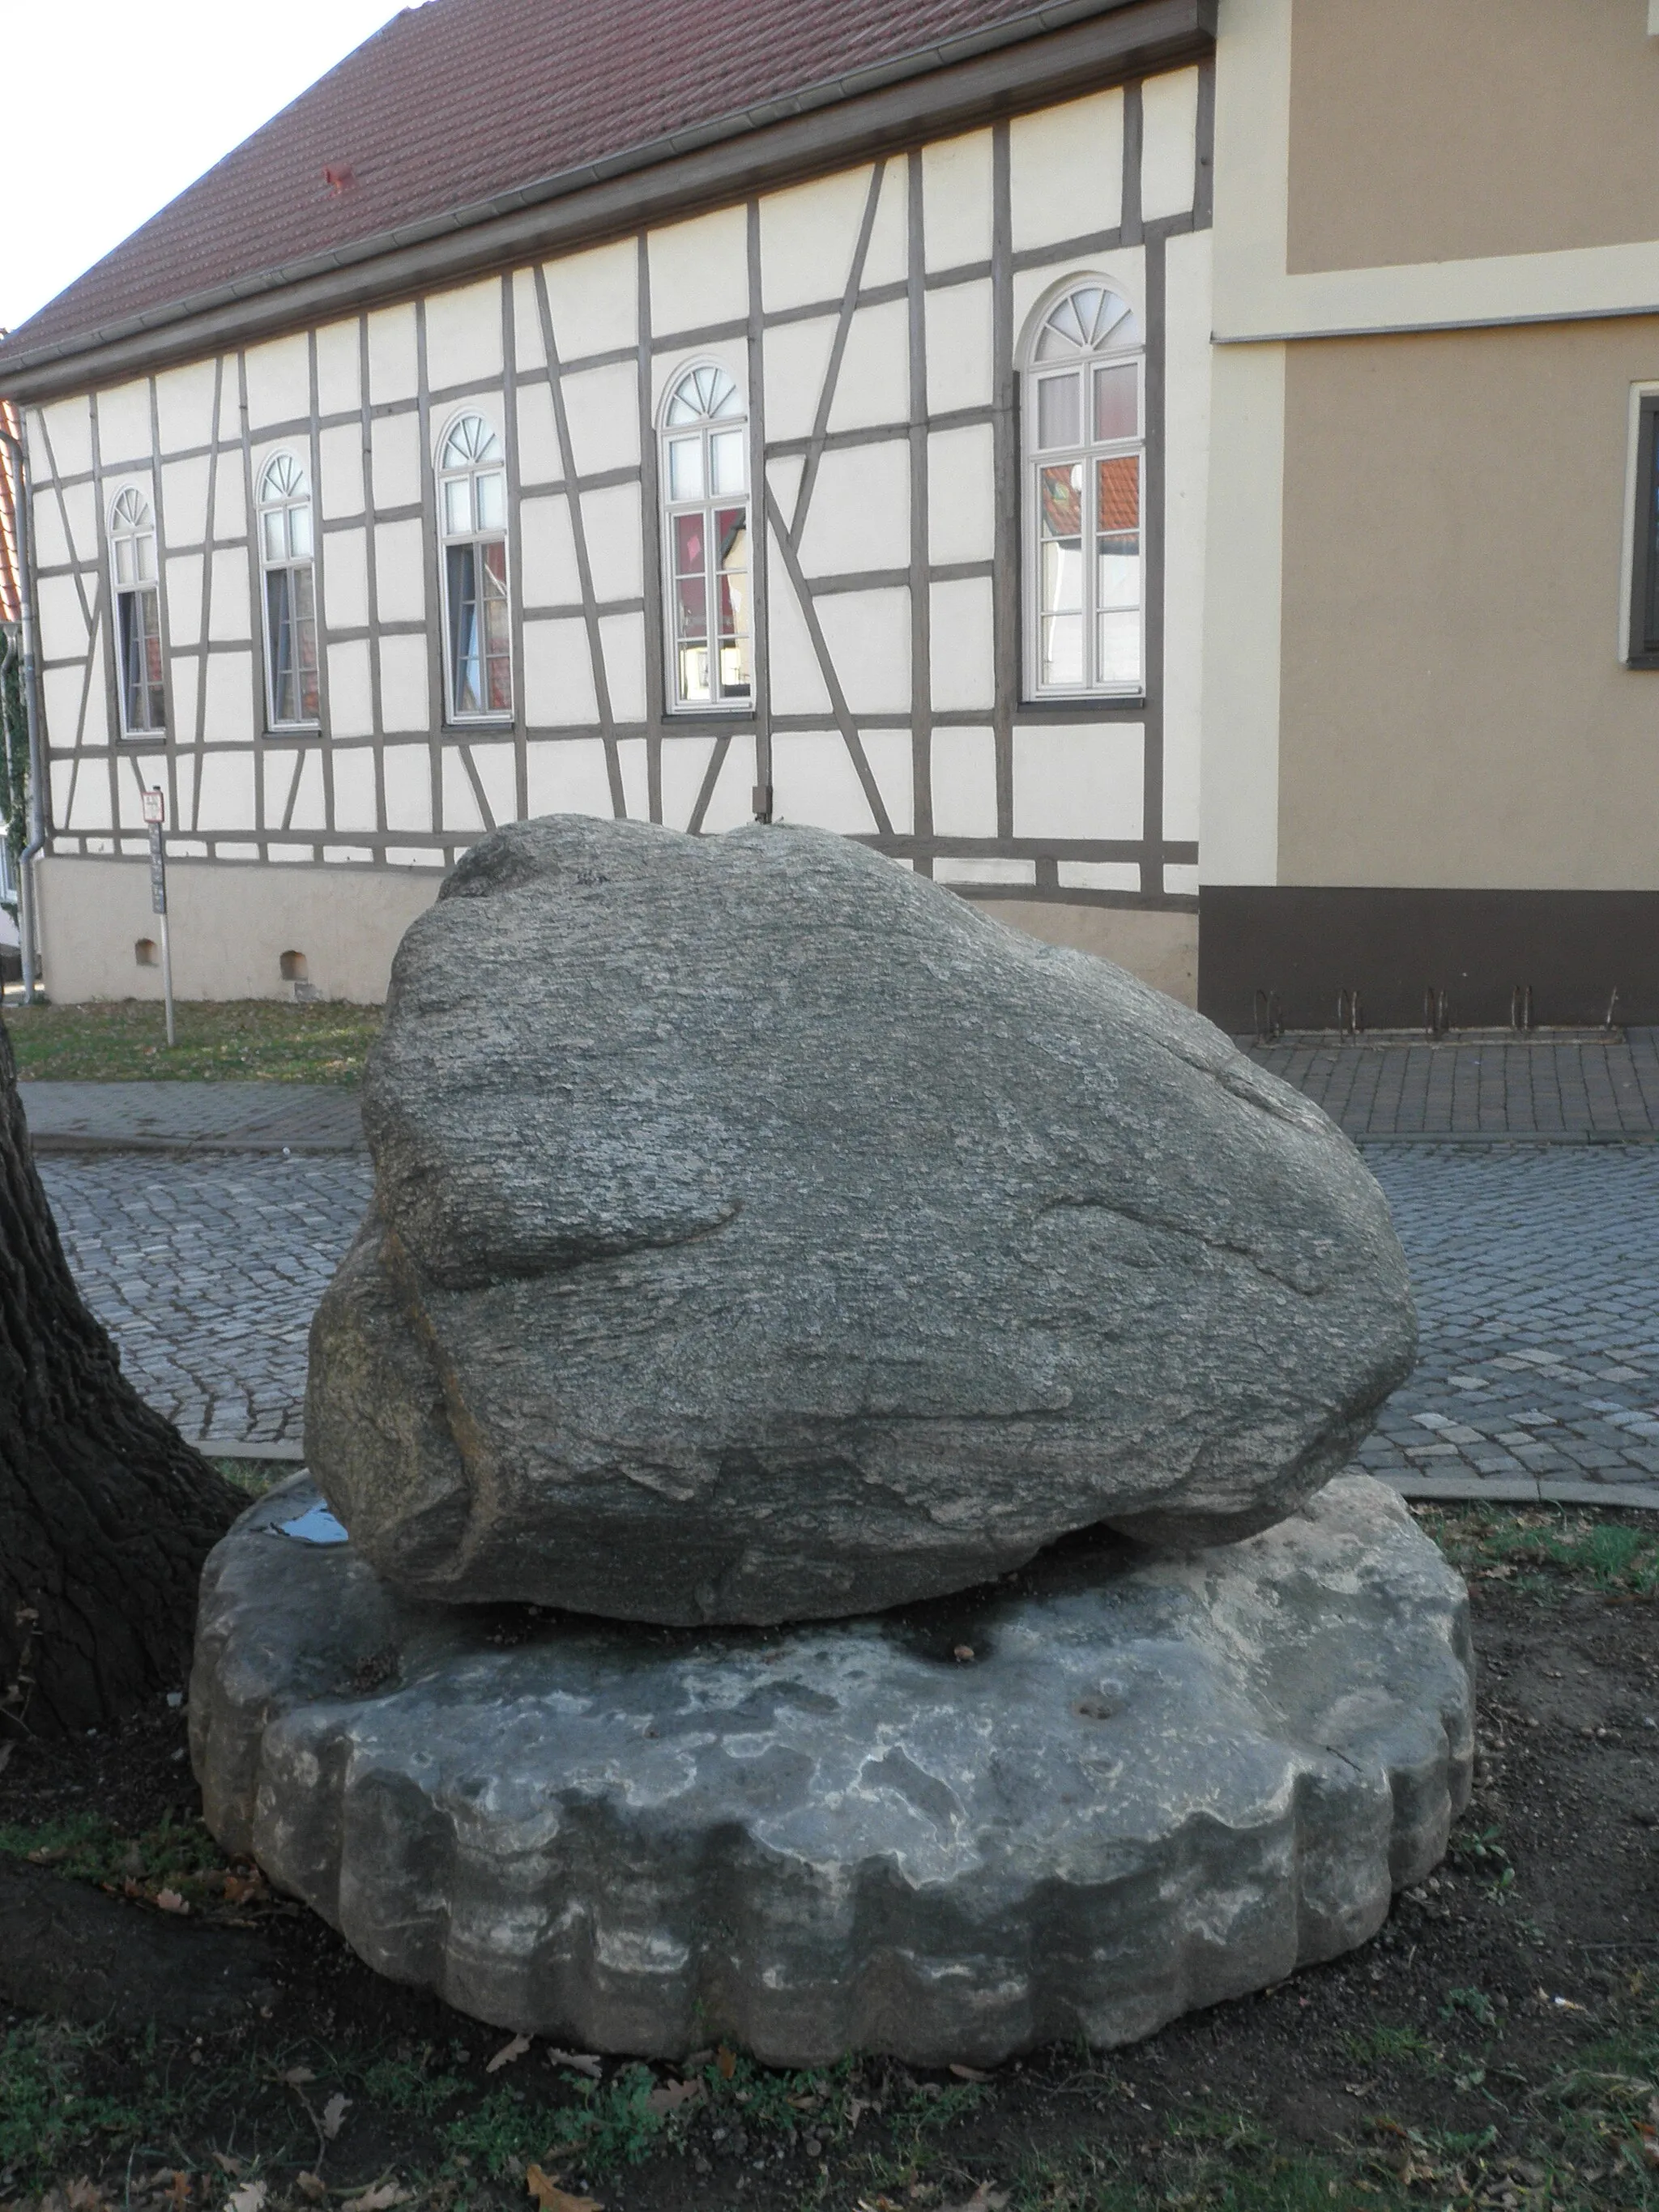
[109,488,165,735]
[1023,282,1144,695]
[660,366,751,709]
[437,414,512,720]
[258,454,319,726]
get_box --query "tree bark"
[0,1014,244,1737]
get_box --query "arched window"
[109,488,164,736]
[258,453,318,727]
[660,364,750,710]
[437,412,511,719]
[1022,281,1144,697]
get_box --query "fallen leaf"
[716,2044,737,2081]
[341,2185,412,2211]
[167,2172,193,2208]
[279,2065,317,2088]
[221,1872,267,1906]
[525,2165,603,2212]
[547,2048,603,2080]
[953,1645,975,1663]
[27,1844,68,1865]
[320,2091,351,2140]
[211,2157,247,2180]
[847,2095,872,2130]
[644,2078,702,2116]
[487,2032,533,2073]
[225,2184,267,2212]
[154,1889,189,1914]
[949,2062,992,2082]
[66,2181,109,2211]
[939,2191,1008,2212]
[295,2176,327,2204]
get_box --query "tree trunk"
[0,1014,244,1737]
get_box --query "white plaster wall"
[164,556,203,648]
[96,381,153,467]
[332,748,378,832]
[325,531,370,633]
[616,735,650,819]
[155,359,218,454]
[797,441,908,576]
[1141,66,1200,221]
[816,586,910,713]
[649,206,748,337]
[582,484,643,602]
[327,639,374,739]
[862,728,915,833]
[29,488,71,571]
[370,414,422,509]
[774,732,878,833]
[1162,227,1213,846]
[526,736,614,816]
[512,271,546,372]
[519,496,583,607]
[515,385,564,486]
[171,658,199,745]
[470,740,518,825]
[563,360,641,475]
[207,549,251,641]
[763,318,838,445]
[925,282,995,416]
[929,578,996,712]
[318,424,365,517]
[921,130,994,270]
[1013,723,1144,841]
[1009,90,1124,251]
[203,654,255,745]
[36,575,88,663]
[764,533,834,715]
[930,726,999,837]
[315,319,360,416]
[761,166,874,313]
[382,744,433,831]
[378,634,429,733]
[441,748,486,831]
[543,239,638,358]
[39,396,93,479]
[41,667,86,757]
[523,616,599,726]
[245,334,311,430]
[826,300,909,433]
[424,278,504,390]
[928,424,996,563]
[161,455,211,545]
[373,520,427,624]
[659,733,715,829]
[599,612,648,723]
[367,305,420,403]
[863,160,910,292]
[197,748,254,827]
[213,453,246,539]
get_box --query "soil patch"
[2,1520,1657,2212]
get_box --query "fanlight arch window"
[258,453,319,727]
[437,411,511,719]
[109,488,164,736]
[1021,281,1145,697]
[660,364,751,710]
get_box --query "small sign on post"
[141,788,177,1049]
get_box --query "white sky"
[2,0,414,334]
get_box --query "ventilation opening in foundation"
[279,950,309,983]
[134,938,159,968]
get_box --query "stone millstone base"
[190,1474,1473,2068]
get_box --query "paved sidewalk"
[1248,1028,1659,1140]
[21,1080,364,1153]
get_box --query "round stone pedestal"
[190,1474,1472,2068]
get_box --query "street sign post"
[142,788,177,1048]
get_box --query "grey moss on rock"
[305,816,1416,1623]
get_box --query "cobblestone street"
[33,1127,1659,1507]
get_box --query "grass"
[1411,1502,1659,1597]
[2,998,380,1084]
[0,1810,236,1908]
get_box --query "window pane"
[476,471,505,531]
[668,437,704,501]
[676,574,707,642]
[288,502,313,560]
[293,565,320,721]
[115,538,134,587]
[267,569,293,722]
[136,534,156,582]
[1094,361,1138,442]
[447,543,482,714]
[1097,604,1141,685]
[1097,534,1141,613]
[1036,374,1081,450]
[710,429,745,496]
[262,511,286,564]
[677,643,710,704]
[1039,463,1082,540]
[444,478,471,538]
[674,512,706,578]
[1097,454,1140,535]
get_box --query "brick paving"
[22,1080,364,1154]
[1249,1027,1659,1140]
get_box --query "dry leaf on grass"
[948,2062,992,2082]
[716,2044,737,2080]
[340,2184,412,2210]
[294,2176,328,2203]
[210,2156,246,2180]
[939,2191,1008,2212]
[524,2164,602,2212]
[65,2180,110,2211]
[644,2077,702,2116]
[547,2048,603,2079]
[154,1889,189,1914]
[487,2033,533,2073]
[279,2065,317,2088]
[320,2091,351,2140]
[224,2184,267,2212]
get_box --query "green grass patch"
[1413,1502,1659,1596]
[0,2021,183,2192]
[0,1809,228,1898]
[6,997,380,1083]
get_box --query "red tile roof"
[1,0,1124,369]
[0,402,21,624]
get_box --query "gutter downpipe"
[0,419,45,1004]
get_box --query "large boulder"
[305,816,1414,1622]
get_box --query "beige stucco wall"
[1287,0,1659,275]
[974,897,1197,1004]
[1277,316,1659,889]
[36,857,441,1004]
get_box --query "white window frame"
[1020,278,1147,701]
[658,362,753,714]
[257,452,320,730]
[436,410,513,723]
[109,486,165,738]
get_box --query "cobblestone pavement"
[23,1080,363,1153]
[39,1153,371,1450]
[1250,1028,1659,1139]
[1359,1143,1659,1507]
[36,1137,1659,1507]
